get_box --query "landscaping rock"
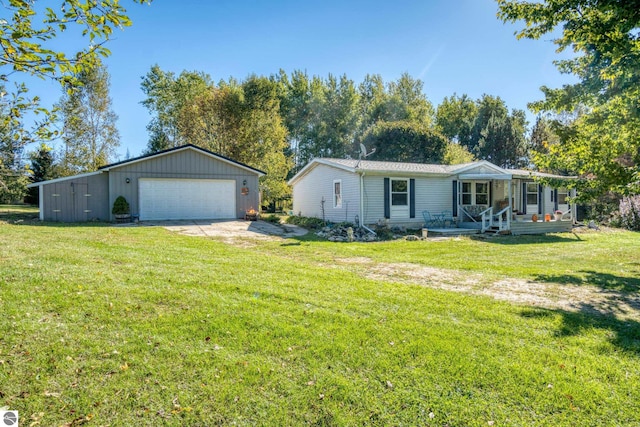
[315,223,377,242]
[405,235,421,241]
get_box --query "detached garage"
[28,144,265,222]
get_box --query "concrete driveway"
[139,219,308,241]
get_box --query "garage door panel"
[139,178,236,220]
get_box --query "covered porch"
[451,166,576,235]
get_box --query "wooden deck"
[509,220,573,235]
[426,220,574,237]
[423,227,480,237]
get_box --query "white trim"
[452,160,507,175]
[333,179,342,208]
[461,180,490,206]
[288,159,356,186]
[26,171,103,188]
[101,145,265,177]
[389,177,410,219]
[458,173,512,180]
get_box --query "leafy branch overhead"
[1,0,151,85]
[497,0,640,199]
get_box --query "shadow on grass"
[520,306,640,355]
[7,219,111,228]
[471,232,583,245]
[535,270,640,293]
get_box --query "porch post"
[507,178,512,230]
[458,179,462,222]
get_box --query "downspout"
[358,169,376,235]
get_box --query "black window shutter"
[383,178,390,219]
[554,189,558,211]
[409,179,415,218]
[522,182,527,214]
[452,180,458,217]
[538,184,543,214]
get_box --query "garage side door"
[139,178,236,220]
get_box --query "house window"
[462,182,472,205]
[557,188,568,204]
[333,180,342,208]
[475,182,488,205]
[461,181,488,205]
[526,182,538,205]
[391,179,408,206]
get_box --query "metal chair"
[441,210,454,228]
[422,211,439,228]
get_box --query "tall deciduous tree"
[436,94,478,149]
[177,76,292,205]
[57,61,120,174]
[0,0,149,192]
[471,95,528,168]
[383,72,435,125]
[498,0,640,198]
[140,65,212,153]
[363,121,448,164]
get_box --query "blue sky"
[26,0,575,159]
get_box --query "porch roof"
[457,173,512,180]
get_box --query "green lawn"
[1,220,639,426]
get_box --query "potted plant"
[554,210,563,221]
[112,196,131,222]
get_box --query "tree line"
[137,66,534,204]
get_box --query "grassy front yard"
[1,220,639,426]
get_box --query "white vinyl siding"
[291,164,360,223]
[363,175,451,226]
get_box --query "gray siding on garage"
[107,149,260,221]
[41,173,109,222]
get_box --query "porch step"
[425,227,480,237]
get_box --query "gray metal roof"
[507,168,576,179]
[319,158,471,174]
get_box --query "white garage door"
[139,178,236,220]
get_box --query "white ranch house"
[289,159,576,235]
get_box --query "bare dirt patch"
[333,256,640,320]
[143,219,308,244]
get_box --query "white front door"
[525,182,539,215]
[139,178,236,220]
[390,178,410,219]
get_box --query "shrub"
[284,215,326,230]
[112,196,130,215]
[372,223,394,241]
[262,214,281,224]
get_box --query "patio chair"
[422,211,439,228]
[440,210,454,228]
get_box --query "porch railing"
[480,207,493,233]
[460,205,513,232]
[559,208,573,222]
[493,206,512,232]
